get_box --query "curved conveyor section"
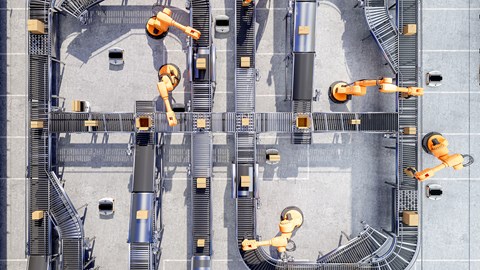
[364,0,399,73]
[189,1,215,269]
[291,0,316,145]
[47,171,85,270]
[53,0,105,22]
[128,101,158,270]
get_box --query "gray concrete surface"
[1,0,479,269]
[418,1,480,270]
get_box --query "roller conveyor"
[49,112,400,134]
[189,1,214,267]
[364,0,399,73]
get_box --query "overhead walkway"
[364,0,399,73]
[47,171,86,270]
[53,0,105,23]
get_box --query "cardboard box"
[298,26,310,35]
[296,115,310,129]
[240,57,250,68]
[197,178,207,189]
[350,119,361,125]
[84,120,99,127]
[402,211,418,226]
[28,19,45,34]
[197,239,205,247]
[30,121,44,129]
[136,210,148,220]
[241,117,250,126]
[403,127,417,135]
[197,118,206,128]
[135,116,151,130]
[32,210,44,220]
[240,175,250,188]
[403,24,417,35]
[196,58,207,70]
[72,100,83,112]
[268,154,281,162]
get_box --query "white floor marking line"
[423,91,479,94]
[0,53,26,55]
[423,8,480,11]
[0,259,28,262]
[421,133,480,136]
[0,94,27,97]
[422,49,477,52]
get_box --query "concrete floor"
[1,0,479,270]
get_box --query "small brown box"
[32,210,44,220]
[268,154,281,162]
[240,175,250,188]
[296,115,310,129]
[402,211,419,226]
[84,120,99,127]
[136,210,148,220]
[136,117,151,130]
[28,19,45,34]
[241,118,250,126]
[196,58,207,70]
[403,127,417,135]
[240,57,250,68]
[72,100,83,112]
[197,178,207,189]
[350,119,361,125]
[403,24,417,35]
[197,118,206,128]
[30,121,44,129]
[298,26,310,35]
[197,239,205,247]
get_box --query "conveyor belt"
[290,0,316,145]
[54,0,104,21]
[189,1,214,266]
[317,226,388,264]
[191,82,212,112]
[28,1,51,262]
[49,112,399,133]
[47,171,85,270]
[364,0,399,73]
[313,112,398,132]
[191,0,211,47]
[236,0,255,69]
[130,243,152,270]
[128,101,157,270]
[49,112,135,133]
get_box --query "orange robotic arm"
[157,77,177,127]
[146,8,201,40]
[156,64,181,127]
[379,84,424,96]
[241,207,303,253]
[329,77,424,103]
[242,0,253,6]
[405,132,474,181]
